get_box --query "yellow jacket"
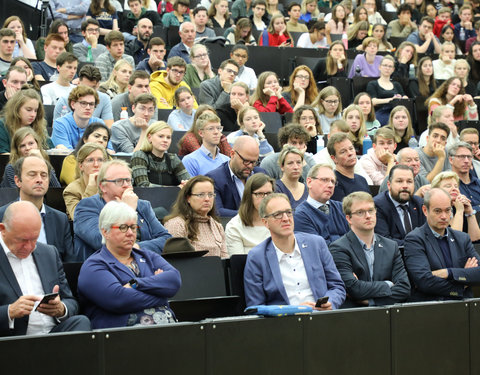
[149,70,199,109]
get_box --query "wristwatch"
[128,279,138,289]
[465,210,477,218]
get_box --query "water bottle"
[459,27,466,41]
[409,64,415,78]
[60,105,69,117]
[363,134,372,155]
[408,136,418,148]
[316,136,324,153]
[86,45,93,63]
[120,107,129,120]
[342,31,348,50]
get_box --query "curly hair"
[426,77,466,118]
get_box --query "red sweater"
[253,96,293,114]
[258,31,292,47]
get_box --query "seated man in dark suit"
[374,164,426,247]
[330,191,410,308]
[294,164,349,245]
[244,193,346,309]
[0,156,75,262]
[404,188,480,301]
[0,201,90,336]
[74,159,171,260]
[206,136,266,217]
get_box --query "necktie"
[399,204,412,233]
[319,204,330,215]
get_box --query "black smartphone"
[286,38,292,44]
[315,296,329,308]
[35,292,59,311]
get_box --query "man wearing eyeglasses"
[73,19,107,62]
[374,165,426,247]
[294,164,349,245]
[329,192,410,308]
[244,193,346,309]
[74,159,171,260]
[182,113,229,176]
[449,142,480,212]
[404,188,480,301]
[150,56,198,109]
[111,94,157,153]
[198,59,240,109]
[0,156,75,262]
[52,86,107,149]
[460,128,480,177]
[206,136,267,217]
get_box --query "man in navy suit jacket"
[0,201,90,337]
[404,188,480,301]
[244,193,346,310]
[74,159,171,260]
[374,164,426,247]
[0,156,75,261]
[206,136,266,217]
[330,191,410,308]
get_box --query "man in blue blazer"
[0,202,90,337]
[0,156,75,261]
[330,192,410,308]
[294,164,349,245]
[74,160,171,260]
[244,193,346,310]
[404,188,480,301]
[206,136,266,217]
[374,165,426,247]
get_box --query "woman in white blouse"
[225,173,274,256]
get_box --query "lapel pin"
[140,219,144,223]
[302,243,307,248]
[139,258,146,262]
[378,243,383,247]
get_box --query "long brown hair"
[284,65,318,106]
[2,89,47,147]
[3,16,27,42]
[326,41,347,76]
[89,0,116,15]
[426,77,466,118]
[250,71,279,107]
[9,127,50,165]
[238,173,275,227]
[417,56,436,97]
[164,176,219,241]
[385,105,414,144]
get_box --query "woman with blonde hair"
[184,44,215,89]
[0,127,60,188]
[164,175,228,257]
[0,88,51,153]
[347,20,369,50]
[98,59,133,99]
[259,14,292,47]
[131,121,190,187]
[300,0,320,23]
[276,145,308,209]
[251,71,293,114]
[353,92,380,136]
[313,86,342,134]
[343,104,366,154]
[225,173,274,256]
[431,171,480,242]
[385,105,414,151]
[3,16,36,59]
[283,65,318,111]
[63,143,108,219]
[454,59,476,97]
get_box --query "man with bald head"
[378,147,430,195]
[404,188,480,301]
[206,135,267,217]
[0,201,90,336]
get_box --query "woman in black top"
[312,40,348,82]
[408,56,436,98]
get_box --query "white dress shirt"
[1,233,55,335]
[274,239,314,305]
